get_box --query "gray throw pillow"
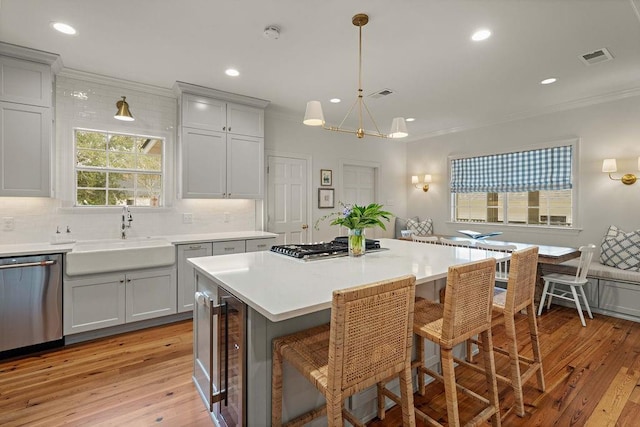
[394,216,419,239]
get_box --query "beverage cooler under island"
[189,238,510,426]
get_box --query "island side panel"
[246,277,447,425]
[246,306,331,426]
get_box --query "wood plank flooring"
[1,306,639,426]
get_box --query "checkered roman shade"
[600,225,640,271]
[450,145,573,193]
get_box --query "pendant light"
[303,13,408,139]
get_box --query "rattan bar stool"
[378,259,501,427]
[461,247,545,418]
[271,275,417,427]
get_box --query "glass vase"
[348,228,365,257]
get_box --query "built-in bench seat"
[541,260,640,323]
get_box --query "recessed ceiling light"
[471,29,491,41]
[540,77,557,85]
[406,118,415,122]
[51,22,77,35]
[330,98,341,103]
[225,68,240,77]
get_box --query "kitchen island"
[188,238,509,426]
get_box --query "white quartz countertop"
[188,238,510,322]
[0,231,277,257]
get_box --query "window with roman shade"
[450,144,575,227]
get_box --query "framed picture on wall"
[321,169,332,186]
[318,188,335,208]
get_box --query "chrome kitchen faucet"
[121,205,133,239]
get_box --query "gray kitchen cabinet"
[181,93,263,138]
[0,47,59,197]
[175,82,268,200]
[177,237,275,313]
[177,243,213,313]
[64,266,177,335]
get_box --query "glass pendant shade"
[389,117,408,138]
[303,101,325,126]
[114,96,134,121]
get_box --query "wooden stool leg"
[527,302,546,392]
[416,335,426,396]
[480,330,501,427]
[326,393,342,427]
[271,346,284,427]
[441,346,461,427]
[399,366,417,427]
[503,312,525,417]
[376,382,386,420]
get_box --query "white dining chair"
[538,244,596,327]
[475,242,518,282]
[440,237,472,247]
[412,235,439,244]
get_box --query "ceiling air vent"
[579,48,613,66]
[368,88,394,99]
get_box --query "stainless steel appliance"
[0,254,63,357]
[194,275,246,427]
[270,237,381,260]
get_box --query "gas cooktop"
[270,238,381,260]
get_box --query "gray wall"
[406,94,640,250]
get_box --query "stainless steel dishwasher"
[0,253,63,357]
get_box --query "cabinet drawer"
[246,238,274,253]
[212,240,246,255]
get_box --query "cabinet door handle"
[228,127,231,132]
[222,126,226,131]
[126,279,131,283]
[120,280,125,283]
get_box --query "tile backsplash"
[0,72,259,245]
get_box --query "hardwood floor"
[1,306,639,426]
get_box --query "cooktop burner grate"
[270,238,381,260]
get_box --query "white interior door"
[267,155,309,245]
[342,164,378,236]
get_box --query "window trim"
[73,127,167,208]
[448,138,580,229]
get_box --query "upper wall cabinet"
[174,82,269,199]
[0,43,61,197]
[181,94,264,138]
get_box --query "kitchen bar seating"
[378,259,501,427]
[475,242,518,282]
[412,235,439,244]
[271,275,417,427]
[462,247,545,418]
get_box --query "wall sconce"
[411,174,432,192]
[602,158,638,185]
[114,96,134,121]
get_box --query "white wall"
[264,111,408,242]
[407,94,640,250]
[0,72,257,244]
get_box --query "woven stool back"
[441,258,496,346]
[504,246,539,313]
[328,275,416,396]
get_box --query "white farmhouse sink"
[66,238,175,276]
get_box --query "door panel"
[267,155,308,245]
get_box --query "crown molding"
[173,81,270,109]
[0,42,63,73]
[58,68,175,98]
